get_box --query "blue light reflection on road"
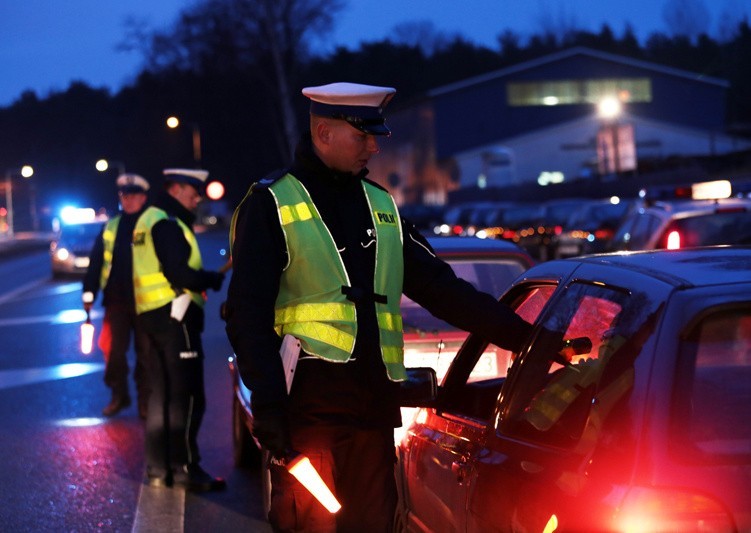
[0,362,104,390]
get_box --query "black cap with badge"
[302,82,396,136]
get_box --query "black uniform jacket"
[225,135,533,429]
[83,207,145,309]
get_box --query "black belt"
[341,286,388,304]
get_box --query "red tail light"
[594,228,614,240]
[666,230,681,249]
[615,486,734,533]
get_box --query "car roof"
[645,197,751,217]
[427,237,534,265]
[570,246,751,287]
[427,236,530,255]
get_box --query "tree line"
[1,0,750,225]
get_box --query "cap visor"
[351,122,391,136]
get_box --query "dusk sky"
[1,0,748,107]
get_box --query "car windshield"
[401,258,527,333]
[567,202,629,229]
[59,222,104,247]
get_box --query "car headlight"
[55,248,70,261]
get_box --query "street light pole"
[95,159,126,175]
[167,116,202,167]
[4,165,34,238]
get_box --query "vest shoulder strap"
[361,176,389,193]
[252,168,288,192]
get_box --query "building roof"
[428,47,730,98]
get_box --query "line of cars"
[434,196,635,261]
[433,178,751,260]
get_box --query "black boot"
[102,394,131,417]
[172,464,227,492]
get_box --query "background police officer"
[83,173,151,418]
[133,168,226,492]
[225,82,535,531]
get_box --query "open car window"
[498,281,658,450]
[440,284,556,421]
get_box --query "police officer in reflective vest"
[83,173,151,418]
[133,168,226,492]
[225,82,535,531]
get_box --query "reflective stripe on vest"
[99,216,120,290]
[132,206,204,314]
[269,174,407,381]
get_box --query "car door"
[401,282,557,533]
[465,269,668,532]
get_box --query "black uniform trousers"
[102,303,150,403]
[268,425,396,533]
[138,302,206,477]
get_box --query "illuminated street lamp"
[95,158,125,175]
[4,165,34,237]
[596,97,636,178]
[166,115,202,166]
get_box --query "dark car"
[50,218,107,278]
[516,198,586,261]
[553,197,635,258]
[609,197,751,251]
[395,247,751,532]
[228,236,535,513]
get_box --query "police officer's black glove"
[251,405,291,459]
[208,271,225,291]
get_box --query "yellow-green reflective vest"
[99,215,120,290]
[132,206,204,315]
[269,174,407,382]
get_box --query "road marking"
[0,278,48,306]
[0,308,102,327]
[0,362,104,390]
[132,484,185,533]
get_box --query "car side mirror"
[399,367,438,407]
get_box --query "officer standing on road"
[83,173,151,419]
[133,168,226,492]
[224,82,535,531]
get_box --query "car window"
[659,211,751,248]
[612,211,661,250]
[440,284,556,420]
[499,282,655,450]
[401,258,528,333]
[674,308,751,457]
[59,222,104,246]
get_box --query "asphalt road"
[0,229,271,532]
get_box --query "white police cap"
[302,82,396,136]
[163,168,209,194]
[116,173,150,194]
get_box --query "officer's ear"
[315,119,332,145]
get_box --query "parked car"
[395,246,751,532]
[553,197,635,258]
[228,235,535,517]
[609,180,751,252]
[517,198,586,261]
[50,216,107,278]
[401,237,535,380]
